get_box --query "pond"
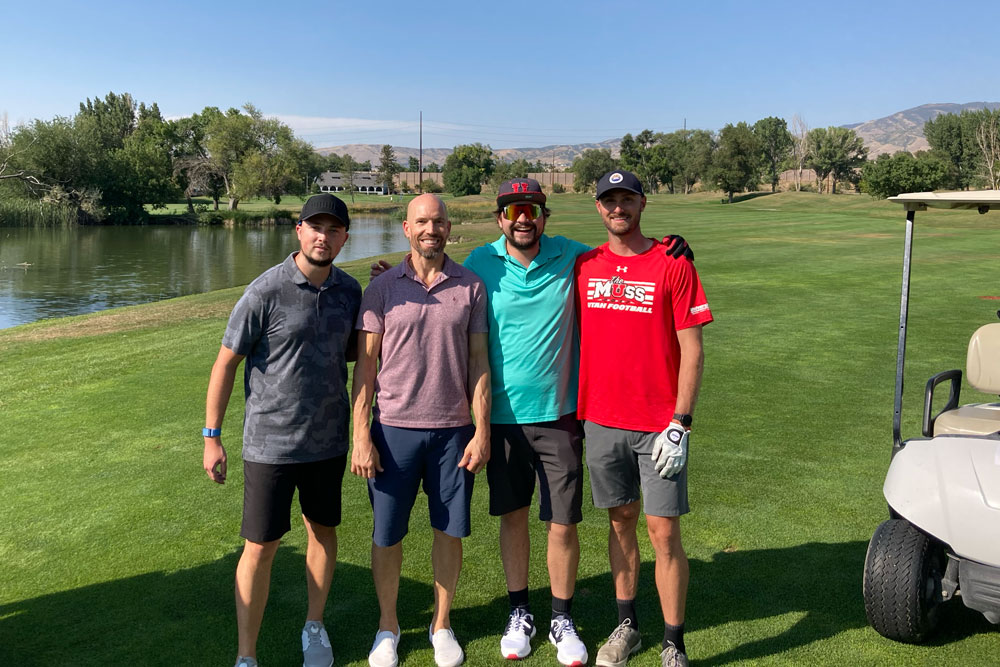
[0,216,407,330]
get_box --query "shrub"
[420,179,443,194]
[551,182,566,194]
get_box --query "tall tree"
[341,154,357,203]
[806,126,868,194]
[570,149,618,192]
[859,151,948,199]
[789,115,810,192]
[973,109,1000,189]
[924,112,974,190]
[753,116,793,192]
[711,122,761,203]
[443,143,494,197]
[378,144,401,193]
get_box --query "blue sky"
[3,0,998,149]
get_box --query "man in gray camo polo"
[202,193,362,667]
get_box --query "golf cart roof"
[889,191,1000,212]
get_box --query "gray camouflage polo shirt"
[222,252,362,464]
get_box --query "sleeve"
[356,278,386,334]
[468,278,489,334]
[221,288,264,356]
[667,258,713,330]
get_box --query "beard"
[504,228,539,250]
[302,252,333,267]
[413,234,444,259]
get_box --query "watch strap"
[202,427,222,437]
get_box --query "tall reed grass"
[0,199,78,227]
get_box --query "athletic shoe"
[235,658,258,667]
[429,625,464,667]
[302,621,334,667]
[500,608,536,659]
[660,642,689,667]
[368,627,400,667]
[548,616,588,667]
[595,618,641,667]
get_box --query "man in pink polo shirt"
[351,193,491,667]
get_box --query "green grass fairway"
[2,192,998,665]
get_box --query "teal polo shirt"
[464,234,591,424]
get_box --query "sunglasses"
[503,203,542,221]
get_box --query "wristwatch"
[672,413,693,428]
[202,427,222,437]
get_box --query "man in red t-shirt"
[575,170,712,667]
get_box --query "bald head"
[406,193,448,222]
[404,193,450,261]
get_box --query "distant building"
[315,171,390,194]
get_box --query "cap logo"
[609,173,624,184]
[511,181,529,193]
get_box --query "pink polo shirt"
[357,254,488,428]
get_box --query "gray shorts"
[583,421,689,518]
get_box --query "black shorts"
[486,412,584,525]
[241,454,347,543]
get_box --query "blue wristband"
[202,427,221,437]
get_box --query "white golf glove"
[652,423,689,478]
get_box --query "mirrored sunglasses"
[503,203,542,220]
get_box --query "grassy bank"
[0,198,78,227]
[2,192,998,665]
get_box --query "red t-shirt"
[575,239,713,432]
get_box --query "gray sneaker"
[594,619,641,667]
[660,642,689,667]
[235,658,258,667]
[302,620,334,667]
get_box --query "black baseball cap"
[497,178,546,207]
[299,193,350,230]
[595,170,644,199]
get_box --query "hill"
[848,102,1000,156]
[314,102,1000,166]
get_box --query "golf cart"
[863,192,1000,643]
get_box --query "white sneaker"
[549,616,588,667]
[429,625,464,667]
[500,608,536,659]
[368,627,400,667]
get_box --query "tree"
[710,122,761,203]
[661,129,713,195]
[424,162,441,173]
[570,149,618,192]
[407,156,419,172]
[379,144,401,193]
[341,154,357,203]
[806,126,867,194]
[488,158,532,192]
[789,115,810,192]
[443,143,494,197]
[924,112,975,190]
[619,130,661,194]
[973,109,1000,189]
[753,116,793,192]
[859,151,948,199]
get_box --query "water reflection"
[0,216,406,330]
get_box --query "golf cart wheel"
[863,519,945,643]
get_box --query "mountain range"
[315,102,1000,167]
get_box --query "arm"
[350,330,384,478]
[458,331,491,473]
[672,325,705,419]
[203,345,245,484]
[652,325,704,478]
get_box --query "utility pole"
[418,111,423,194]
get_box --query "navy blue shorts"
[368,421,476,547]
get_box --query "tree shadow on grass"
[0,546,434,666]
[2,541,993,666]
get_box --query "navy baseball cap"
[595,170,644,199]
[497,178,546,207]
[299,193,350,230]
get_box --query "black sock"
[663,622,685,654]
[508,587,530,612]
[616,599,638,630]
[551,595,573,621]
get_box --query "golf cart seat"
[924,323,1000,437]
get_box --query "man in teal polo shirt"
[464,179,590,665]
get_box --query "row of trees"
[0,93,363,222]
[859,108,1000,198]
[570,118,869,202]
